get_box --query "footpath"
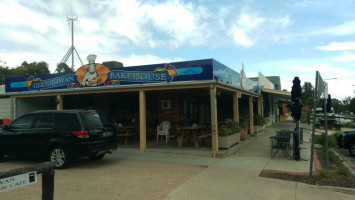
[118,121,355,200]
[161,122,355,200]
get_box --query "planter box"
[240,128,248,140]
[218,132,241,149]
[254,125,263,133]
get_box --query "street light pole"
[323,81,329,171]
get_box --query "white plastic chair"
[156,121,171,143]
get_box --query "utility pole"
[60,14,83,70]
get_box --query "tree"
[350,97,355,114]
[342,96,352,113]
[0,66,12,85]
[331,98,343,113]
[305,96,314,110]
[302,82,314,100]
[0,61,50,84]
[302,82,314,109]
[55,63,73,73]
[20,61,50,75]
[10,61,50,77]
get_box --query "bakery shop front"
[5,56,261,157]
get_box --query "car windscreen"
[80,112,106,129]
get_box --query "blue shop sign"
[5,58,257,93]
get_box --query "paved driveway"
[1,123,355,200]
[0,154,207,200]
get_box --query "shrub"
[219,125,233,137]
[225,121,240,133]
[254,114,265,126]
[342,123,355,128]
[327,150,340,163]
[314,134,338,148]
[239,119,249,129]
[335,166,351,177]
[317,169,336,180]
[300,112,308,123]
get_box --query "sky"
[0,0,354,100]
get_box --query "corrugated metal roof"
[261,88,291,98]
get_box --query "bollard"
[42,168,55,200]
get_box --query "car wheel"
[50,146,70,169]
[89,154,105,160]
[349,143,355,157]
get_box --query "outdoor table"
[319,118,337,129]
[116,125,138,145]
[177,125,206,148]
[275,129,293,137]
[269,133,292,158]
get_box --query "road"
[335,148,355,175]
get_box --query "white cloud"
[252,59,355,99]
[117,54,183,67]
[231,27,254,47]
[305,21,355,37]
[229,8,292,47]
[333,54,355,62]
[317,42,355,51]
[230,10,264,47]
[327,21,355,35]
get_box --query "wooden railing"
[0,162,55,200]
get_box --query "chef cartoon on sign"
[82,54,101,86]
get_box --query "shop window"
[181,98,197,125]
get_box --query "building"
[250,73,291,124]
[4,57,288,156]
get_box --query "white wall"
[16,97,54,117]
[0,97,12,119]
[0,85,12,119]
[258,72,275,89]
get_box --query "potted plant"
[218,122,240,149]
[254,114,265,133]
[239,119,249,140]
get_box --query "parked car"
[312,107,335,117]
[337,129,355,156]
[334,114,353,124]
[0,110,118,168]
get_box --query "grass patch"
[318,168,336,179]
[335,165,351,177]
[317,165,351,180]
[314,134,338,148]
[342,123,355,128]
[317,147,341,164]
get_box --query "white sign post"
[0,172,37,193]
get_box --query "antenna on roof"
[60,9,83,70]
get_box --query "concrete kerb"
[331,148,355,176]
